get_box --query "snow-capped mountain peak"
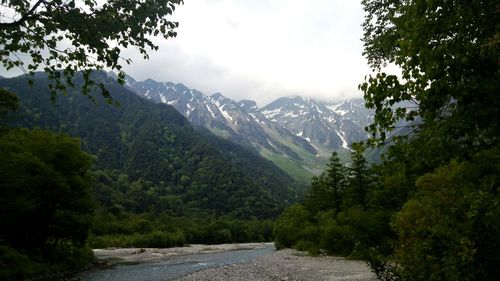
[126,76,375,179]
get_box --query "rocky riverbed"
[82,243,377,281]
[92,243,272,264]
[178,248,377,281]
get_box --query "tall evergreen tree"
[324,151,347,214]
[304,174,330,215]
[304,152,348,215]
[346,144,372,210]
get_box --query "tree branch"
[0,0,45,29]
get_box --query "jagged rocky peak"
[238,99,258,112]
[210,92,224,100]
[210,92,240,112]
[127,74,376,178]
[260,95,328,120]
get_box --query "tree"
[358,2,500,280]
[346,143,372,210]
[0,128,93,247]
[324,151,347,214]
[273,204,313,249]
[0,128,94,279]
[360,0,499,148]
[303,174,330,215]
[0,88,18,118]
[304,152,347,215]
[392,150,500,281]
[0,0,183,99]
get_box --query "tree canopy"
[0,0,183,98]
[0,127,95,280]
[360,0,499,147]
[276,2,499,280]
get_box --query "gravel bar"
[178,248,377,281]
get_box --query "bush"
[319,222,355,256]
[274,205,312,249]
[392,157,500,281]
[0,246,40,281]
[88,229,186,248]
[0,243,93,281]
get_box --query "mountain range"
[125,75,374,181]
[1,72,300,218]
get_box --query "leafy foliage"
[274,150,383,256]
[0,0,182,98]
[0,127,94,280]
[274,205,313,250]
[355,1,500,279]
[392,152,500,281]
[303,1,500,280]
[360,0,499,147]
[0,88,18,119]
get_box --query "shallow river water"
[78,246,275,281]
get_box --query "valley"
[1,1,497,280]
[125,75,374,182]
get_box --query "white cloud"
[1,0,371,106]
[122,0,370,106]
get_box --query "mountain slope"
[126,77,375,181]
[260,96,372,150]
[1,72,299,218]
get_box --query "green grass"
[261,149,314,184]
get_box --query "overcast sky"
[121,0,370,106]
[1,0,371,107]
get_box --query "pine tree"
[304,174,330,215]
[346,143,372,210]
[324,151,347,214]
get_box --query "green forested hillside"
[0,72,302,279]
[1,72,298,218]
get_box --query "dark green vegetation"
[274,148,381,256]
[275,1,499,281]
[0,89,94,280]
[0,73,298,280]
[0,128,95,280]
[0,0,182,98]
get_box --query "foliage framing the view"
[359,0,499,145]
[275,1,499,281]
[0,123,95,279]
[0,0,183,99]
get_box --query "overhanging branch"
[0,0,45,29]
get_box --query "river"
[78,245,275,281]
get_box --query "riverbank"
[93,242,272,264]
[179,248,376,281]
[85,243,376,281]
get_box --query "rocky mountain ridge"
[125,75,374,181]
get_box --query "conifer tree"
[324,151,347,214]
[304,174,330,215]
[346,143,372,210]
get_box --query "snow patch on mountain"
[206,104,215,118]
[336,130,350,150]
[126,74,375,168]
[261,108,282,119]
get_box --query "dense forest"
[0,72,301,280]
[274,1,499,281]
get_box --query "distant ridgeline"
[1,72,300,220]
[125,75,382,182]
